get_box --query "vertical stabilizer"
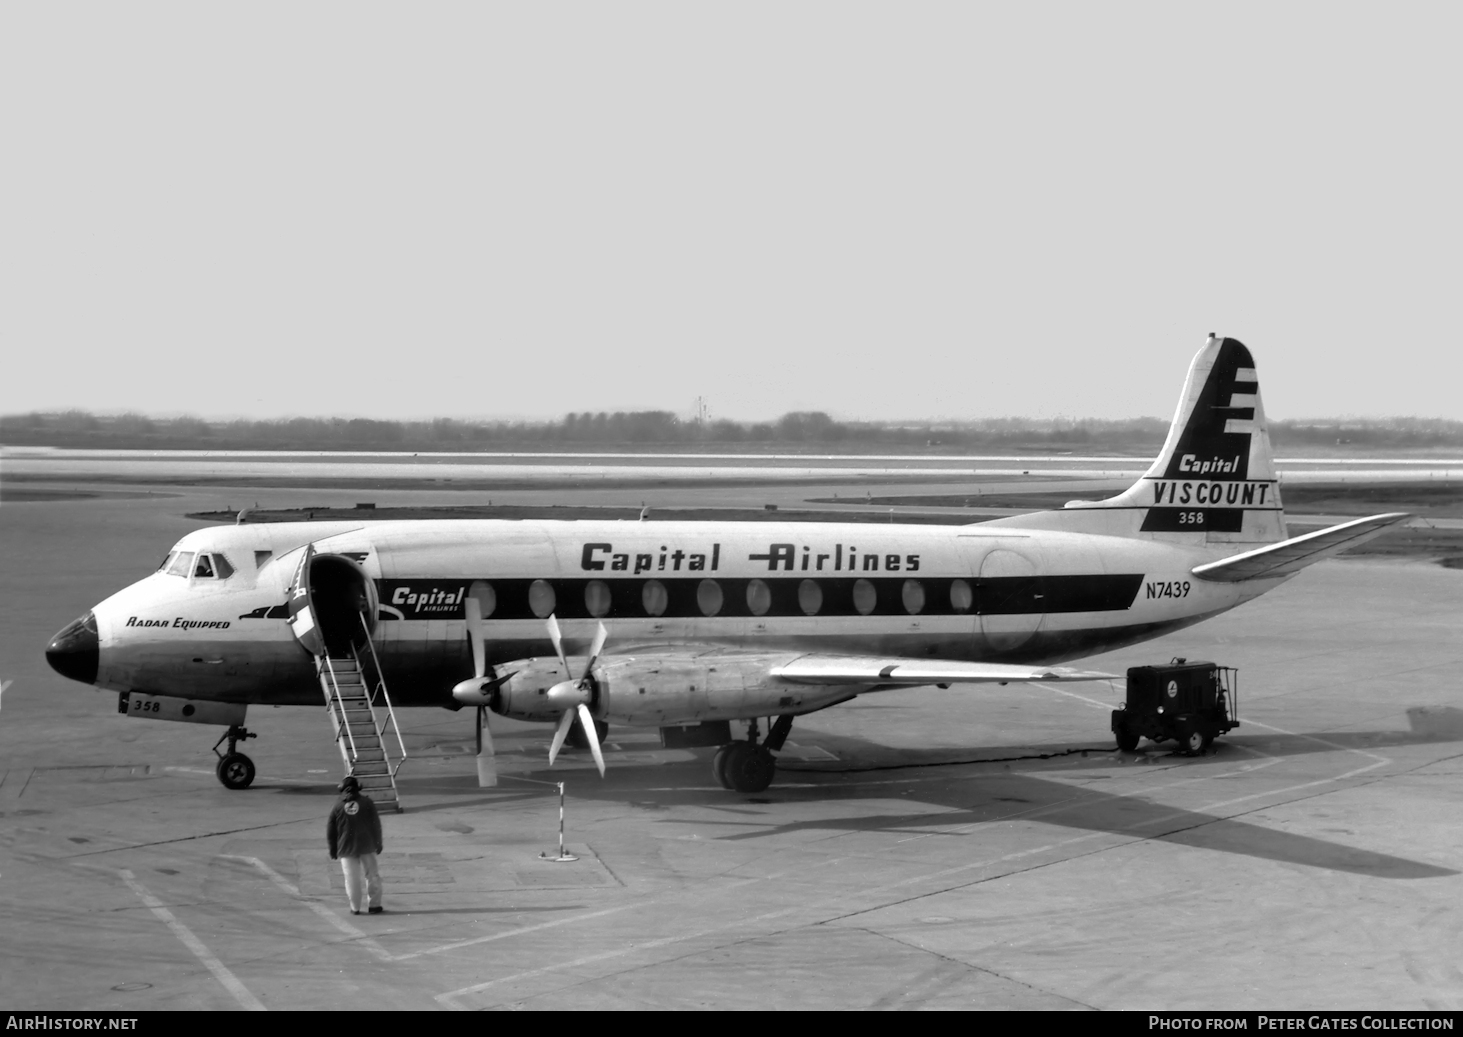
[988,335,1285,544]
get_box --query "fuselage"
[65,518,1285,711]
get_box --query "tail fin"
[990,334,1285,544]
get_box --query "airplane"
[44,335,1409,800]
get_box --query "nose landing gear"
[212,725,257,790]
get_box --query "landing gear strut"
[713,715,794,793]
[212,725,257,790]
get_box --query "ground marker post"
[540,781,578,862]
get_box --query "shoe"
[368,906,384,914]
[351,910,361,915]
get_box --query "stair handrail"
[320,653,360,760]
[318,656,352,770]
[357,613,408,774]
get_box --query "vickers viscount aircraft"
[45,336,1408,801]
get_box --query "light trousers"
[340,852,382,912]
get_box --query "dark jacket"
[326,791,384,859]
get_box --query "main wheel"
[723,743,775,794]
[1114,726,1140,753]
[712,745,735,789]
[217,752,255,790]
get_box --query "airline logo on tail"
[1159,339,1259,482]
[1140,337,1278,535]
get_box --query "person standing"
[327,775,385,915]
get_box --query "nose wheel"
[211,725,257,790]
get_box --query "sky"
[2,3,1460,424]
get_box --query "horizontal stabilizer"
[771,656,1116,686]
[1190,512,1411,583]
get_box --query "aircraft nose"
[46,612,99,685]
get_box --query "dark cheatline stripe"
[1141,508,1244,533]
[375,575,1143,622]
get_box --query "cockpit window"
[193,554,215,578]
[166,551,195,577]
[213,554,235,579]
[158,551,176,572]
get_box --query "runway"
[2,469,1462,1010]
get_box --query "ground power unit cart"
[1111,659,1239,754]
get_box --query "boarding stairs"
[318,618,407,812]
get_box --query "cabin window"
[950,579,973,612]
[696,579,723,617]
[468,582,496,618]
[213,554,236,579]
[798,579,822,616]
[528,580,556,618]
[902,579,925,615]
[166,551,195,577]
[193,554,215,578]
[746,579,772,617]
[642,580,668,617]
[254,550,273,569]
[852,578,877,616]
[584,580,612,618]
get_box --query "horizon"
[3,7,1461,423]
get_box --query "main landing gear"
[712,715,794,794]
[212,724,257,790]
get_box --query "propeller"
[544,615,608,777]
[454,597,497,787]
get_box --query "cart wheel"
[1173,719,1205,755]
[1115,727,1140,752]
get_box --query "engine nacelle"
[490,652,861,726]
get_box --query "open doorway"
[309,554,377,657]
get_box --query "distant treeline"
[4,409,1463,452]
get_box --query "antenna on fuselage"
[236,508,251,525]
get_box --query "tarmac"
[3,467,1463,1010]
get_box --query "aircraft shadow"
[517,731,1459,881]
[695,770,1455,880]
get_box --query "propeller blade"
[583,622,608,680]
[548,708,575,766]
[577,703,606,777]
[546,614,570,678]
[475,705,497,788]
[465,597,485,679]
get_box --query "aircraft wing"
[769,656,1116,686]
[1190,512,1412,583]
